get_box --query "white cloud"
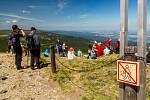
[22,10,31,14]
[28,5,40,8]
[0,13,44,22]
[80,14,88,19]
[57,0,68,11]
[6,19,18,23]
[6,20,11,23]
[12,20,17,23]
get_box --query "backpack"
[26,34,35,50]
[8,32,16,46]
[44,48,50,57]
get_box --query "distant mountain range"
[49,30,150,46]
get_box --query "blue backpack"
[44,48,50,57]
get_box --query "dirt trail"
[0,53,76,100]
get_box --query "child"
[67,47,75,59]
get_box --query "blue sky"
[0,0,149,31]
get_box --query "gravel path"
[0,53,75,100]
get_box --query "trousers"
[15,47,22,69]
[30,49,40,69]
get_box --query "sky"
[0,0,150,31]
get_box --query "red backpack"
[115,41,119,49]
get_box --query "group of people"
[87,38,120,59]
[8,25,120,70]
[8,25,40,70]
[55,40,83,59]
[56,39,68,57]
[52,38,119,60]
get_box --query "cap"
[12,25,18,30]
[31,27,36,31]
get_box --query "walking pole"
[26,49,29,68]
[13,46,15,68]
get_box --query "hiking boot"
[31,66,35,70]
[16,65,23,70]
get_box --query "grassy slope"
[38,32,89,52]
[1,31,150,99]
[45,54,150,100]
[0,31,89,53]
[0,31,9,52]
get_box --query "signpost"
[117,60,140,86]
[119,0,147,100]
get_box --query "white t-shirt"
[104,48,110,55]
[67,51,74,59]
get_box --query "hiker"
[62,43,67,57]
[56,39,61,54]
[77,49,83,57]
[86,44,93,59]
[87,48,91,59]
[67,47,75,59]
[103,46,110,55]
[105,38,112,49]
[90,47,97,59]
[56,40,63,57]
[115,39,120,54]
[95,42,103,57]
[58,42,63,57]
[27,27,40,70]
[11,25,25,70]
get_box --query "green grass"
[45,54,120,99]
[0,32,8,52]
[44,54,150,100]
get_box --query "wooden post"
[119,0,128,100]
[51,45,56,73]
[124,54,137,100]
[137,0,147,100]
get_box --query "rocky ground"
[0,53,77,100]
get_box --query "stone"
[1,76,8,81]
[0,90,8,94]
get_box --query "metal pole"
[120,0,128,55]
[137,0,147,100]
[119,0,128,99]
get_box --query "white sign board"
[117,60,140,86]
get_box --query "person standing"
[56,39,61,54]
[12,25,25,70]
[27,27,40,70]
[105,38,112,49]
[115,39,120,54]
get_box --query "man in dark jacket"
[12,25,26,70]
[27,27,40,70]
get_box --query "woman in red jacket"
[105,38,112,49]
[96,42,103,57]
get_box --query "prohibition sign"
[117,60,140,86]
